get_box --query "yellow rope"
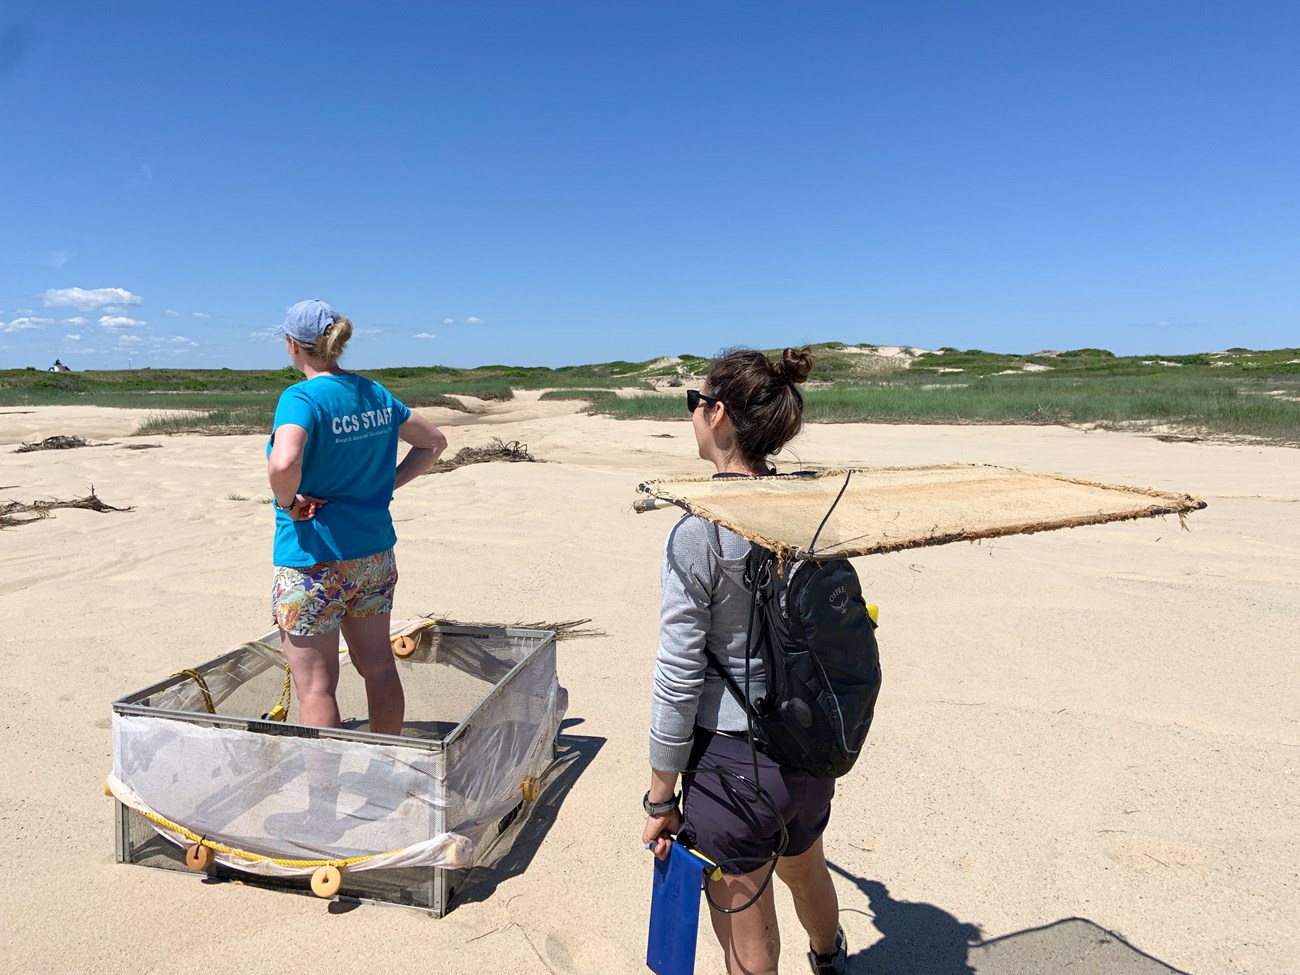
[263,667,293,722]
[172,663,293,722]
[135,805,405,868]
[170,669,215,714]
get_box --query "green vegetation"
[815,375,1299,438]
[0,368,507,433]
[537,389,620,403]
[588,345,1300,443]
[3,343,1298,444]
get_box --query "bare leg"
[279,627,342,728]
[706,867,780,975]
[341,612,404,735]
[271,628,344,834]
[775,835,841,956]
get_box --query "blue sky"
[1,2,1296,371]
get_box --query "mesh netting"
[111,623,565,880]
[638,465,1205,560]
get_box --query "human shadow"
[828,863,981,975]
[448,717,605,910]
[968,917,1194,975]
[828,862,1195,975]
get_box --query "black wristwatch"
[643,791,681,816]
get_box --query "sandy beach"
[1,395,1296,975]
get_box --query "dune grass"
[0,370,505,434]
[134,408,277,436]
[4,344,1298,443]
[597,373,1300,443]
[538,389,621,403]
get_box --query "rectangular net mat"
[110,622,566,875]
[637,465,1206,560]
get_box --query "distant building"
[48,359,71,373]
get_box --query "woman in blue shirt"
[267,299,447,735]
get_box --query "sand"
[0,394,1296,975]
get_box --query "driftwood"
[0,486,133,529]
[426,437,537,474]
[15,435,99,453]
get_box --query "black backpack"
[707,543,882,779]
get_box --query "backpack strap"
[701,519,750,707]
[701,537,778,715]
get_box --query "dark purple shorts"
[678,728,835,875]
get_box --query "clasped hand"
[283,495,328,521]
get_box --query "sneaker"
[807,925,847,974]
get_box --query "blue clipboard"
[646,842,718,975]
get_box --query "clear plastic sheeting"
[111,622,566,884]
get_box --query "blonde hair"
[301,316,353,364]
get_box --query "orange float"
[392,635,417,658]
[520,776,541,802]
[185,844,214,871]
[311,864,343,898]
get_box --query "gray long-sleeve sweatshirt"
[648,514,767,772]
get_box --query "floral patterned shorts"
[272,548,398,636]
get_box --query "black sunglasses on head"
[686,389,720,414]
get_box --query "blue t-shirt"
[267,373,413,566]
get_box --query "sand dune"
[0,400,1296,975]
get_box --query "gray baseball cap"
[276,299,339,344]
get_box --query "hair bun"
[779,347,814,385]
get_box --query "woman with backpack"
[642,347,848,975]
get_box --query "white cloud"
[42,287,143,312]
[128,163,154,187]
[45,248,77,269]
[117,334,143,345]
[99,315,146,330]
[414,332,437,340]
[164,309,180,318]
[249,329,278,340]
[354,327,382,336]
[191,311,210,318]
[0,316,54,332]
[442,318,454,326]
[170,336,198,346]
[466,316,483,325]
[63,316,87,325]
[65,334,81,341]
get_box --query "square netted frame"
[111,623,564,916]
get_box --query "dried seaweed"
[121,442,163,450]
[15,435,96,453]
[0,486,133,529]
[413,614,601,639]
[426,437,538,473]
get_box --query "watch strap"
[643,790,681,816]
